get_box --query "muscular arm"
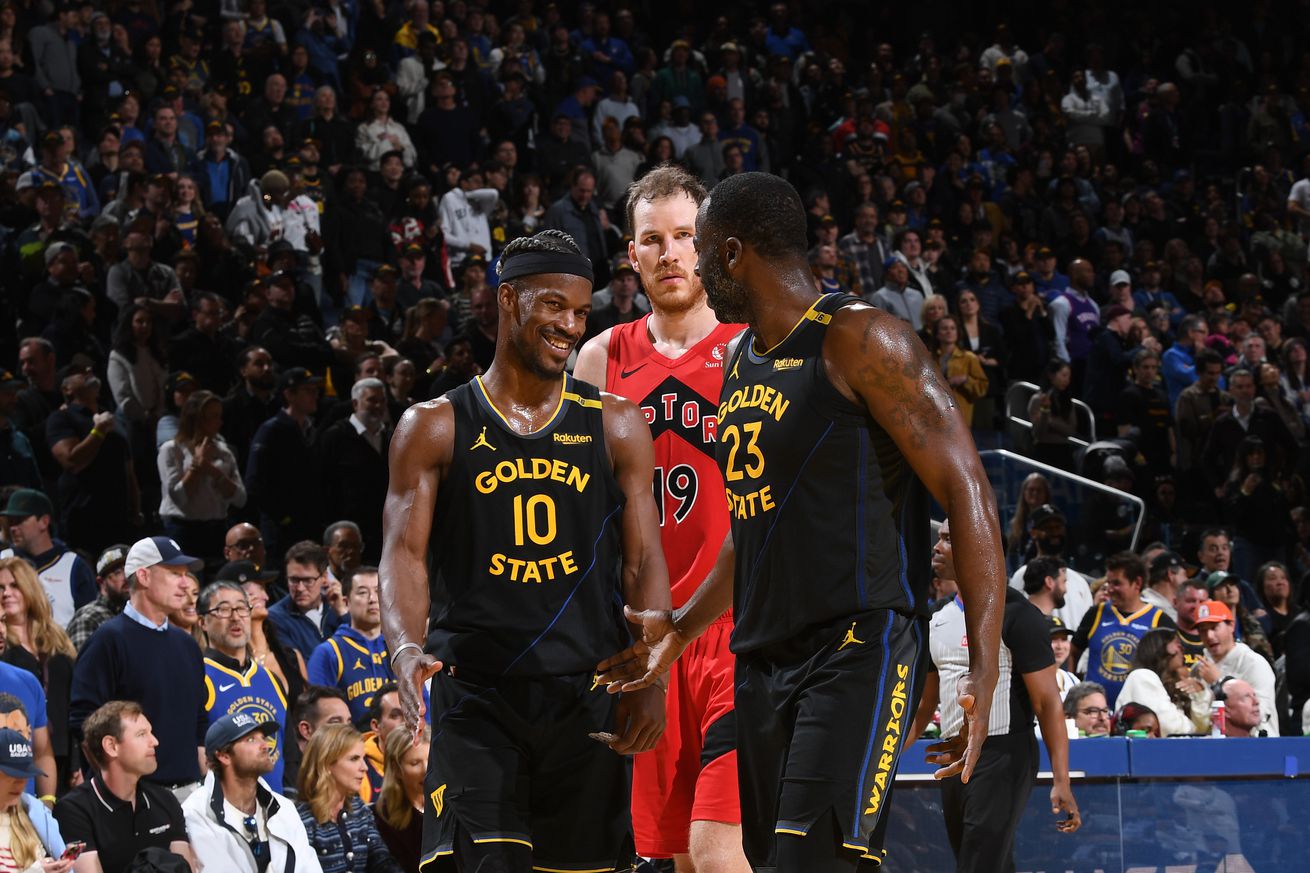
[602,394,672,755]
[603,394,671,618]
[572,329,613,388]
[827,305,1006,781]
[379,400,453,737]
[1023,665,1081,833]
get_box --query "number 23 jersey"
[717,293,932,654]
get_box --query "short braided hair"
[500,229,582,263]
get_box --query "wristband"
[390,642,424,667]
[38,795,55,805]
[89,427,105,440]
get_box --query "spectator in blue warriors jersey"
[200,581,290,792]
[1070,552,1176,707]
[307,567,393,725]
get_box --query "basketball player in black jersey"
[380,230,671,872]
[599,173,1007,871]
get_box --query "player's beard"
[699,245,752,324]
[644,272,704,316]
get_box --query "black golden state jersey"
[717,293,932,654]
[428,375,627,677]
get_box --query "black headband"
[498,250,594,285]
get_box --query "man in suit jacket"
[318,378,390,563]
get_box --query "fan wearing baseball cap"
[69,537,210,799]
[183,711,319,873]
[1191,600,1279,736]
[66,545,132,652]
[0,488,97,626]
[0,716,68,868]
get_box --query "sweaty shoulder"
[821,302,926,401]
[573,327,616,389]
[390,396,457,469]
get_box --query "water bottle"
[1210,700,1226,736]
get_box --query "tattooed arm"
[823,302,1006,783]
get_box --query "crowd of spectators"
[1,0,1310,867]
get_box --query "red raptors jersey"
[605,315,743,608]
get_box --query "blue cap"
[672,95,691,109]
[124,536,202,578]
[0,728,45,779]
[205,712,279,755]
[578,75,599,89]
[882,255,901,271]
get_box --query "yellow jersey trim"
[561,389,603,409]
[204,658,257,686]
[775,826,809,836]
[203,675,215,711]
[328,638,345,682]
[472,837,533,848]
[532,867,616,873]
[754,293,836,357]
[475,375,568,434]
[1112,604,1154,625]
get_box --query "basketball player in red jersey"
[575,165,749,872]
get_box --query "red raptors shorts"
[632,614,740,858]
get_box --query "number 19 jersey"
[604,315,744,608]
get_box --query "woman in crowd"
[297,724,403,873]
[0,695,69,872]
[1222,436,1292,584]
[955,289,1005,433]
[0,560,76,791]
[1007,472,1051,566]
[1028,359,1079,471]
[157,390,246,561]
[155,371,199,448]
[239,576,306,700]
[508,173,546,238]
[383,358,417,425]
[396,299,449,394]
[169,574,204,647]
[1113,702,1161,738]
[933,315,988,427]
[372,728,429,873]
[107,304,167,511]
[1116,628,1212,737]
[918,294,948,351]
[355,89,416,170]
[1256,561,1299,656]
[172,174,204,247]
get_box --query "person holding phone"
[0,716,70,872]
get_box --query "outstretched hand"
[595,606,689,693]
[393,648,443,745]
[924,670,995,782]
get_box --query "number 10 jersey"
[427,375,626,678]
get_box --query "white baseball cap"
[1109,269,1132,287]
[124,536,202,578]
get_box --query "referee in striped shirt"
[910,519,1081,872]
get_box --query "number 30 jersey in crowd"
[603,315,744,607]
